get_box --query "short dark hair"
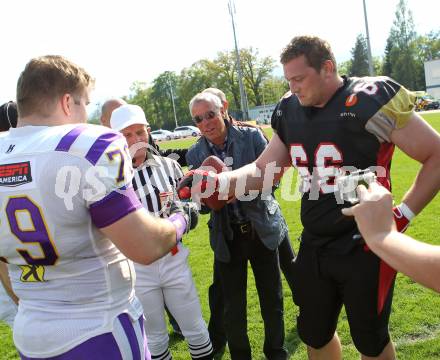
[16,55,94,118]
[280,36,337,73]
[0,101,18,131]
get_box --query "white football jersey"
[0,124,143,358]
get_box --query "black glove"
[169,200,199,232]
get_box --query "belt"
[231,221,252,234]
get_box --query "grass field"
[1,112,440,359]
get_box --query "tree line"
[119,47,288,129]
[340,0,439,91]
[91,0,438,129]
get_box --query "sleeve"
[361,77,416,142]
[375,77,415,128]
[270,101,282,134]
[83,135,142,228]
[185,145,202,170]
[270,94,292,146]
[253,128,268,158]
[171,159,184,183]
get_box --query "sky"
[1,0,439,109]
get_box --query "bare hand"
[341,182,396,243]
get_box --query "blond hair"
[17,55,94,117]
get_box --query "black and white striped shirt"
[131,154,183,217]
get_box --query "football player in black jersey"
[183,36,440,359]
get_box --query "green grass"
[156,136,200,151]
[2,114,440,359]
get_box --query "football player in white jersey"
[0,55,190,360]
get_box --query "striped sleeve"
[364,77,416,142]
[130,156,184,217]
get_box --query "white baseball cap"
[110,104,149,131]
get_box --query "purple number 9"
[6,197,59,265]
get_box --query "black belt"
[231,221,252,234]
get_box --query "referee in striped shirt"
[110,104,213,360]
[100,98,186,336]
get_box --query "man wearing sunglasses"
[186,91,288,360]
[195,88,297,356]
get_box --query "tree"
[338,60,352,76]
[212,51,241,110]
[382,37,395,77]
[349,34,370,77]
[179,60,217,109]
[388,0,419,89]
[125,47,295,124]
[261,77,289,104]
[414,31,440,62]
[126,81,150,111]
[125,82,158,128]
[88,103,101,125]
[239,48,276,106]
[373,56,383,76]
[146,72,181,130]
[412,31,440,89]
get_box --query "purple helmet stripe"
[85,132,122,165]
[54,125,87,152]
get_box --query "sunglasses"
[192,110,218,124]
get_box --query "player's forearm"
[102,209,177,265]
[219,163,263,196]
[221,162,273,197]
[368,231,440,293]
[139,218,179,264]
[402,154,440,214]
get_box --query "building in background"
[425,59,440,100]
[248,104,277,125]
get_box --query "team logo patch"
[19,265,46,282]
[0,161,32,186]
[345,93,358,107]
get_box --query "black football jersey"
[272,76,415,253]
